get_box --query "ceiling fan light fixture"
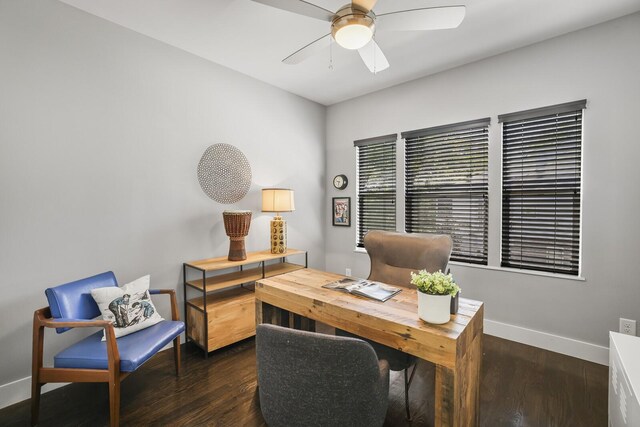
[331,6,375,50]
[334,23,373,50]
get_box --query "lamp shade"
[262,188,295,213]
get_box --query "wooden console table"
[183,249,307,357]
[256,268,483,427]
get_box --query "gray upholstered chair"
[256,324,390,427]
[338,230,453,420]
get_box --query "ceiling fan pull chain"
[329,37,334,70]
[373,34,377,74]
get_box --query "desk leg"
[256,299,264,325]
[434,332,482,427]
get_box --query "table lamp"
[262,188,295,254]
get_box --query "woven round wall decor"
[197,143,252,204]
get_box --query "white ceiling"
[59,0,640,105]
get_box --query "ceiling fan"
[250,0,466,73]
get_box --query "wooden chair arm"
[149,289,174,295]
[41,318,112,329]
[32,307,121,377]
[34,307,111,329]
[149,289,180,321]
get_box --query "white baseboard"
[484,319,609,366]
[0,378,67,411]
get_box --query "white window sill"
[353,247,584,282]
[447,261,585,282]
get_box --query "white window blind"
[403,119,490,265]
[355,135,397,248]
[499,100,585,275]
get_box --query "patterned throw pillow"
[91,275,164,340]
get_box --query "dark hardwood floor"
[0,334,607,426]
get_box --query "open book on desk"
[322,277,402,302]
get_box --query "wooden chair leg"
[173,336,181,376]
[31,380,41,426]
[108,377,121,427]
[31,315,44,426]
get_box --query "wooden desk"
[255,268,483,427]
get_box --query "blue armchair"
[31,271,184,427]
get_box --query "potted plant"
[410,270,460,324]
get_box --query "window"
[403,119,490,265]
[355,135,396,248]
[500,100,585,275]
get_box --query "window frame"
[402,118,490,265]
[354,134,398,248]
[498,100,586,276]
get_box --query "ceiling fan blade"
[352,0,378,12]
[357,39,390,73]
[250,0,334,21]
[283,34,332,64]
[377,6,466,31]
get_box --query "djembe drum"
[223,210,252,261]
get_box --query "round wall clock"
[333,174,348,190]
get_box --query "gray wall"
[325,12,640,348]
[0,0,325,387]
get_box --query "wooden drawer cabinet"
[183,249,307,356]
[186,287,255,352]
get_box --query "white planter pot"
[417,292,451,324]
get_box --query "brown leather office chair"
[338,230,453,420]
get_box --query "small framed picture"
[332,197,351,227]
